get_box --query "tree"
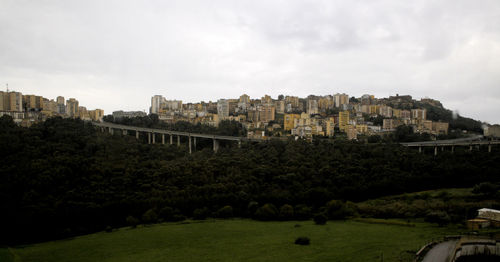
[142,209,158,224]
[255,204,279,221]
[279,204,294,220]
[216,206,233,218]
[313,213,327,225]
[126,216,140,228]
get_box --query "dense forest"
[1,116,499,245]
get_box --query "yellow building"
[355,124,368,134]
[325,118,335,137]
[89,109,105,122]
[284,114,300,130]
[369,105,380,115]
[338,111,349,131]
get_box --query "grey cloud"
[1,0,500,123]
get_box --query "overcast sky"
[1,0,500,123]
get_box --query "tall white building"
[217,99,229,119]
[334,93,349,108]
[151,95,164,114]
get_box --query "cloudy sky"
[1,0,500,123]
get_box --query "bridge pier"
[148,132,151,144]
[152,133,155,144]
[177,135,180,147]
[189,135,192,154]
[419,146,422,153]
[213,139,219,153]
[162,134,165,145]
[238,140,241,148]
[452,146,454,153]
[469,145,473,151]
[434,146,438,156]
[109,127,113,135]
[136,131,139,139]
[122,129,127,136]
[194,137,197,150]
[170,134,173,145]
[489,144,492,153]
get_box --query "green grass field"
[1,219,462,262]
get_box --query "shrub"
[295,237,310,245]
[193,207,210,220]
[216,205,233,218]
[425,211,451,226]
[313,213,328,225]
[247,201,259,217]
[142,209,159,224]
[160,207,185,222]
[126,216,140,228]
[472,182,499,197]
[279,204,294,220]
[294,204,312,220]
[105,226,113,233]
[254,203,279,221]
[326,200,353,220]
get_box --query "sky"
[1,0,500,124]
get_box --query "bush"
[295,237,310,245]
[425,211,451,226]
[193,207,210,220]
[105,226,113,232]
[160,207,185,222]
[313,213,328,225]
[472,182,499,197]
[216,205,233,218]
[254,203,279,221]
[247,201,259,217]
[294,204,312,220]
[279,204,294,220]
[326,200,353,220]
[142,209,159,224]
[126,216,140,228]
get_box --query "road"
[422,240,457,262]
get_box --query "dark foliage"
[313,213,328,225]
[1,116,500,244]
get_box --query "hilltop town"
[138,94,451,140]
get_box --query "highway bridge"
[401,135,500,155]
[93,121,252,153]
[93,122,498,155]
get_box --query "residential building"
[66,98,79,118]
[284,114,300,130]
[217,99,229,119]
[334,93,349,108]
[338,111,349,131]
[112,110,147,119]
[411,109,427,120]
[89,109,104,122]
[151,95,164,114]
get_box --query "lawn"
[2,219,462,262]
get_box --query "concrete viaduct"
[92,122,250,153]
[93,122,499,155]
[401,135,500,155]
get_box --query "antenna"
[6,83,9,92]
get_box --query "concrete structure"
[333,93,349,108]
[112,110,147,119]
[338,111,349,131]
[93,122,251,153]
[217,99,229,119]
[151,95,164,114]
[484,125,500,138]
[66,98,79,118]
